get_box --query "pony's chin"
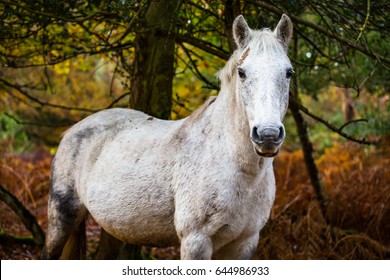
[253,146,280,158]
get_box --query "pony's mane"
[217,28,286,85]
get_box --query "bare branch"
[0,184,45,246]
[5,42,134,68]
[179,43,219,90]
[4,113,73,128]
[175,33,229,60]
[252,0,390,64]
[0,78,98,113]
[289,95,376,145]
[355,0,371,44]
[105,91,131,109]
[0,0,117,23]
[339,119,369,131]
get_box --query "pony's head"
[230,14,293,157]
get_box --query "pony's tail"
[62,219,86,259]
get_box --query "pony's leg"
[94,228,123,259]
[215,234,259,260]
[94,229,143,260]
[41,187,87,259]
[61,219,86,259]
[180,232,213,260]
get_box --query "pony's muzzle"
[251,125,285,157]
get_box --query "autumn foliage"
[257,140,390,259]
[1,138,389,259]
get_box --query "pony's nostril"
[251,126,261,142]
[276,126,285,143]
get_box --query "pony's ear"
[233,15,251,49]
[274,14,293,51]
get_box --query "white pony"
[41,14,293,260]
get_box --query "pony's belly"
[89,204,179,247]
[102,222,179,247]
[85,183,179,247]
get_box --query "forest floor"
[1,140,389,260]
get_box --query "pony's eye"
[286,68,294,79]
[238,68,246,79]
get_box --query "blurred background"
[0,0,389,259]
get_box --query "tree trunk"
[130,0,181,119]
[224,0,241,52]
[289,35,328,217]
[289,99,329,214]
[102,0,181,259]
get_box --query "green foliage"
[0,113,30,152]
[345,98,390,139]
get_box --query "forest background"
[0,0,389,259]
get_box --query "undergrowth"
[0,140,389,259]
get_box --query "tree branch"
[0,78,98,113]
[289,95,376,145]
[5,42,134,68]
[252,0,390,64]
[105,91,131,109]
[355,0,371,44]
[0,184,45,246]
[175,33,229,60]
[0,0,117,23]
[4,113,74,128]
[0,230,36,245]
[178,43,219,90]
[339,119,368,131]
